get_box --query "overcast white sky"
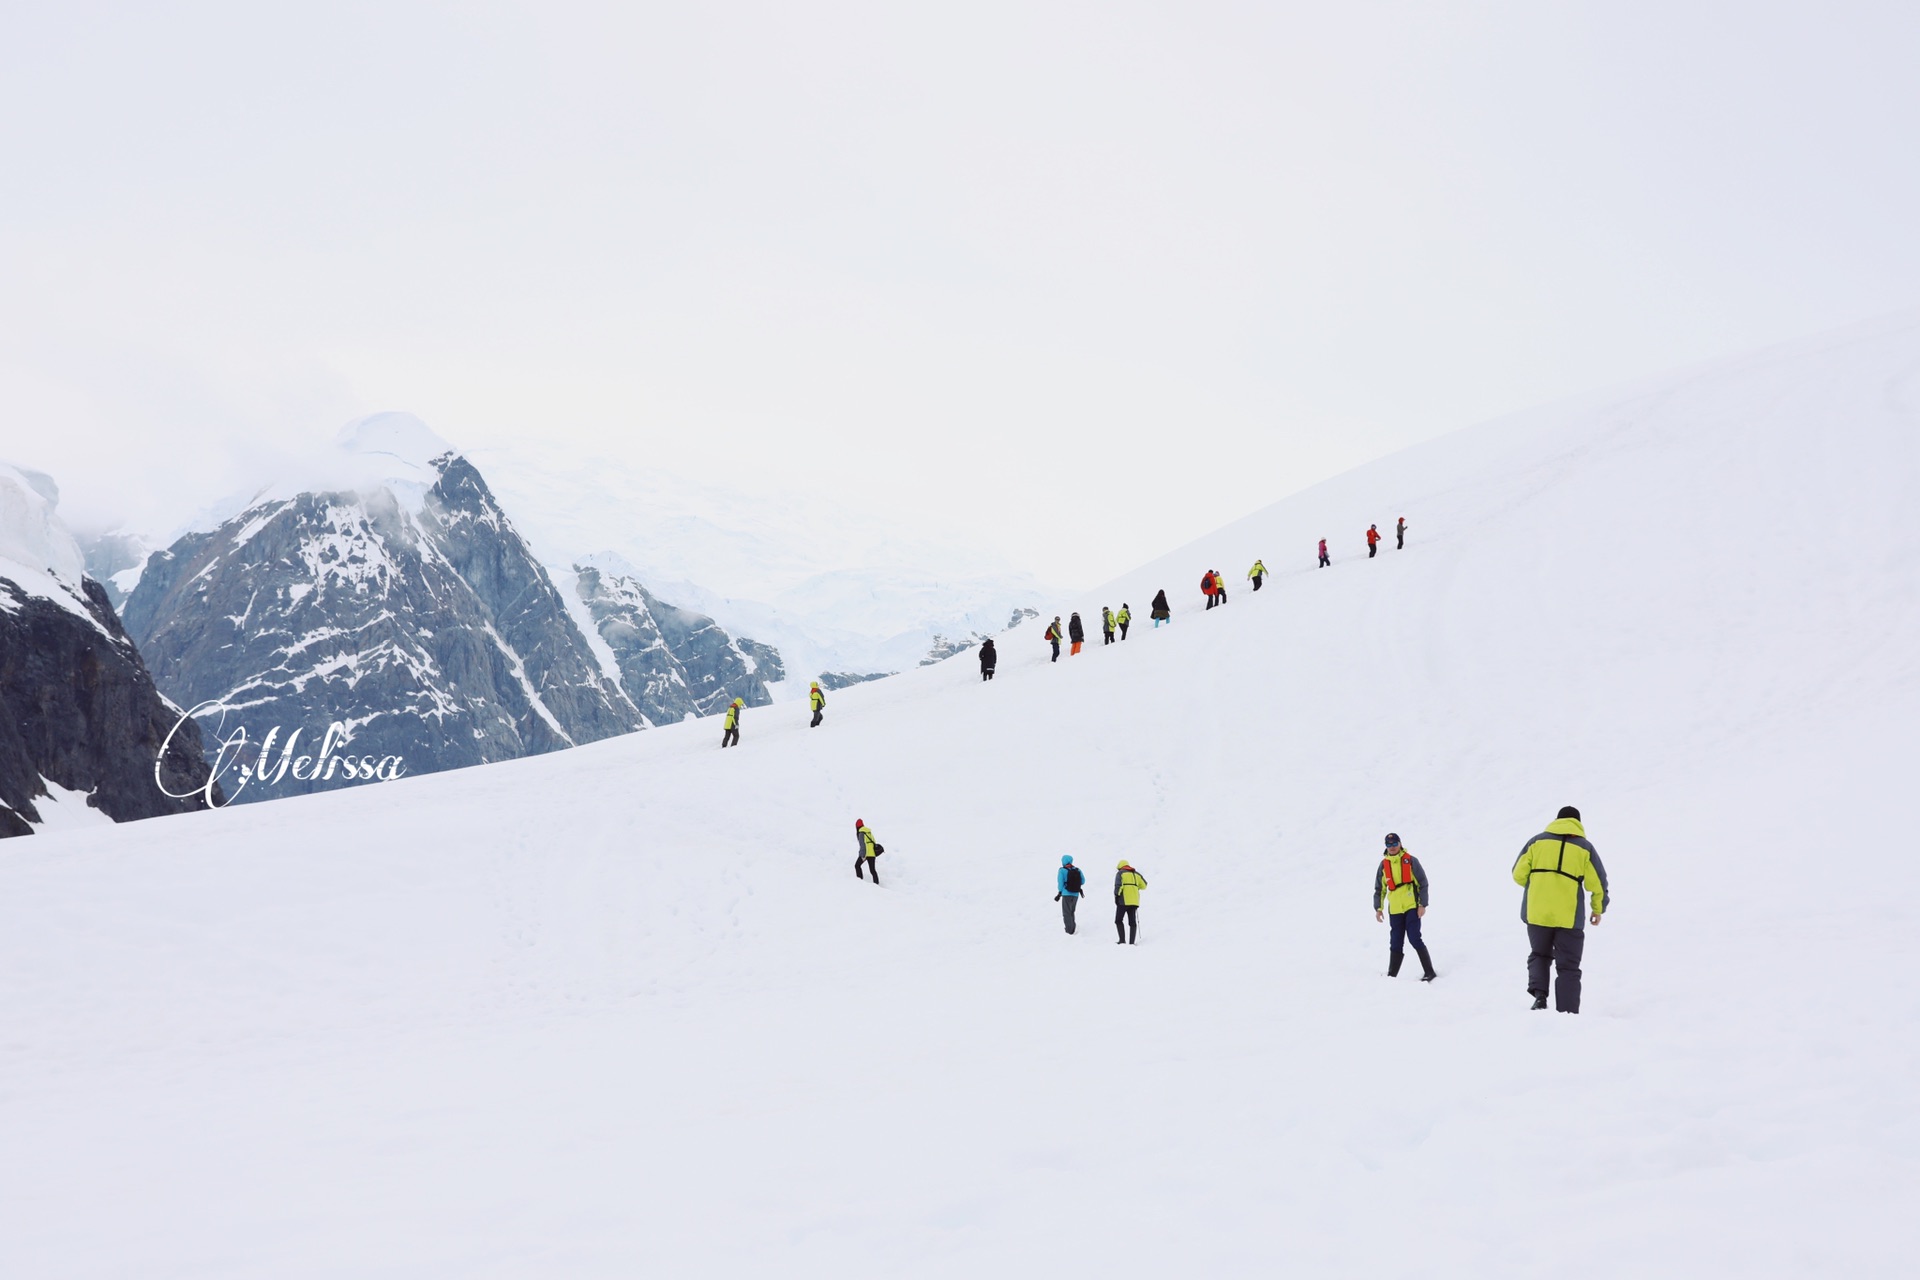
[3,1,1918,587]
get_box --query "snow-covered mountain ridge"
[118,421,648,802]
[5,317,1918,1271]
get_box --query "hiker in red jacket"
[1201,570,1219,610]
[1318,538,1330,568]
[1367,525,1381,559]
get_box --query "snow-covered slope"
[4,319,1919,1274]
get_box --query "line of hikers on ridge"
[722,517,1417,739]
[855,803,1608,1011]
[1040,518,1412,661]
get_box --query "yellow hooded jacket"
[1114,864,1148,906]
[1512,817,1609,929]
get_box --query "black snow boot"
[1387,952,1404,978]
[1530,993,1548,1010]
[1416,946,1436,982]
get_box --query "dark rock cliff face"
[0,574,220,837]
[121,455,641,804]
[572,563,783,725]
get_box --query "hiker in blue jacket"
[1054,854,1085,934]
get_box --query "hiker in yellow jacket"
[1248,559,1268,591]
[1512,806,1610,1013]
[1114,860,1148,945]
[809,681,826,728]
[721,697,744,748]
[854,818,884,884]
[1373,834,1436,980]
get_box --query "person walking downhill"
[1248,559,1267,591]
[1045,616,1064,663]
[854,818,884,884]
[1202,569,1219,609]
[1366,525,1381,558]
[1116,603,1131,639]
[1114,860,1148,944]
[979,637,998,681]
[809,681,826,728]
[721,697,744,748]
[1373,834,1437,981]
[1069,611,1086,655]
[1512,806,1609,1013]
[1101,605,1116,646]
[1396,516,1407,550]
[1318,538,1330,568]
[1054,855,1085,934]
[1151,589,1171,627]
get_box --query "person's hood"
[1060,855,1074,866]
[1545,816,1587,837]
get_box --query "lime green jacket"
[1114,868,1148,906]
[1249,561,1267,579]
[1372,849,1429,915]
[724,703,741,730]
[1512,817,1609,929]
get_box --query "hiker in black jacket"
[1151,589,1171,629]
[1068,612,1086,656]
[979,637,998,681]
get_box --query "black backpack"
[1063,865,1084,894]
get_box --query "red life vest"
[1381,852,1416,889]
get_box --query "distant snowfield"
[468,447,1056,680]
[5,319,1919,1276]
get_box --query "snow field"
[5,319,1920,1275]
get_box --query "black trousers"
[981,667,995,681]
[721,726,739,747]
[1061,895,1077,933]
[1114,903,1138,943]
[810,709,823,727]
[1369,543,1377,558]
[1050,641,1060,662]
[1527,924,1584,1012]
[1252,575,1263,590]
[1103,629,1114,644]
[857,854,880,883]
[1119,623,1129,639]
[1397,530,1405,549]
[1318,553,1330,567]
